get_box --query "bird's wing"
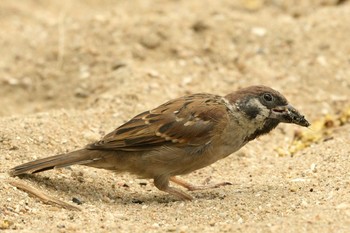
[86,94,229,151]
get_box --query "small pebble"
[140,33,161,49]
[139,182,147,187]
[57,224,66,229]
[74,87,89,98]
[310,163,317,173]
[72,197,83,205]
[192,20,209,32]
[251,27,267,37]
[132,199,144,204]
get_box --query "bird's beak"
[269,104,310,127]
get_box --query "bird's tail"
[9,149,101,176]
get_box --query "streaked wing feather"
[87,94,228,151]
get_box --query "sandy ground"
[1,0,350,232]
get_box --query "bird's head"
[226,85,310,141]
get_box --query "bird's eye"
[263,93,273,102]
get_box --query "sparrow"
[9,85,310,201]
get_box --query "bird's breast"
[212,113,264,158]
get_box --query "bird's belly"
[141,142,245,177]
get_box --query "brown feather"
[9,149,101,176]
[86,93,229,151]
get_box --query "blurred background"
[0,0,349,120]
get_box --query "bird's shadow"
[15,173,239,205]
[14,174,172,204]
[14,173,301,209]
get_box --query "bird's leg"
[154,175,193,201]
[170,176,232,191]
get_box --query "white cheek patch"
[247,98,269,121]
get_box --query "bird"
[9,85,310,201]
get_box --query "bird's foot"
[170,176,232,191]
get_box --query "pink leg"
[170,176,232,191]
[154,176,193,201]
